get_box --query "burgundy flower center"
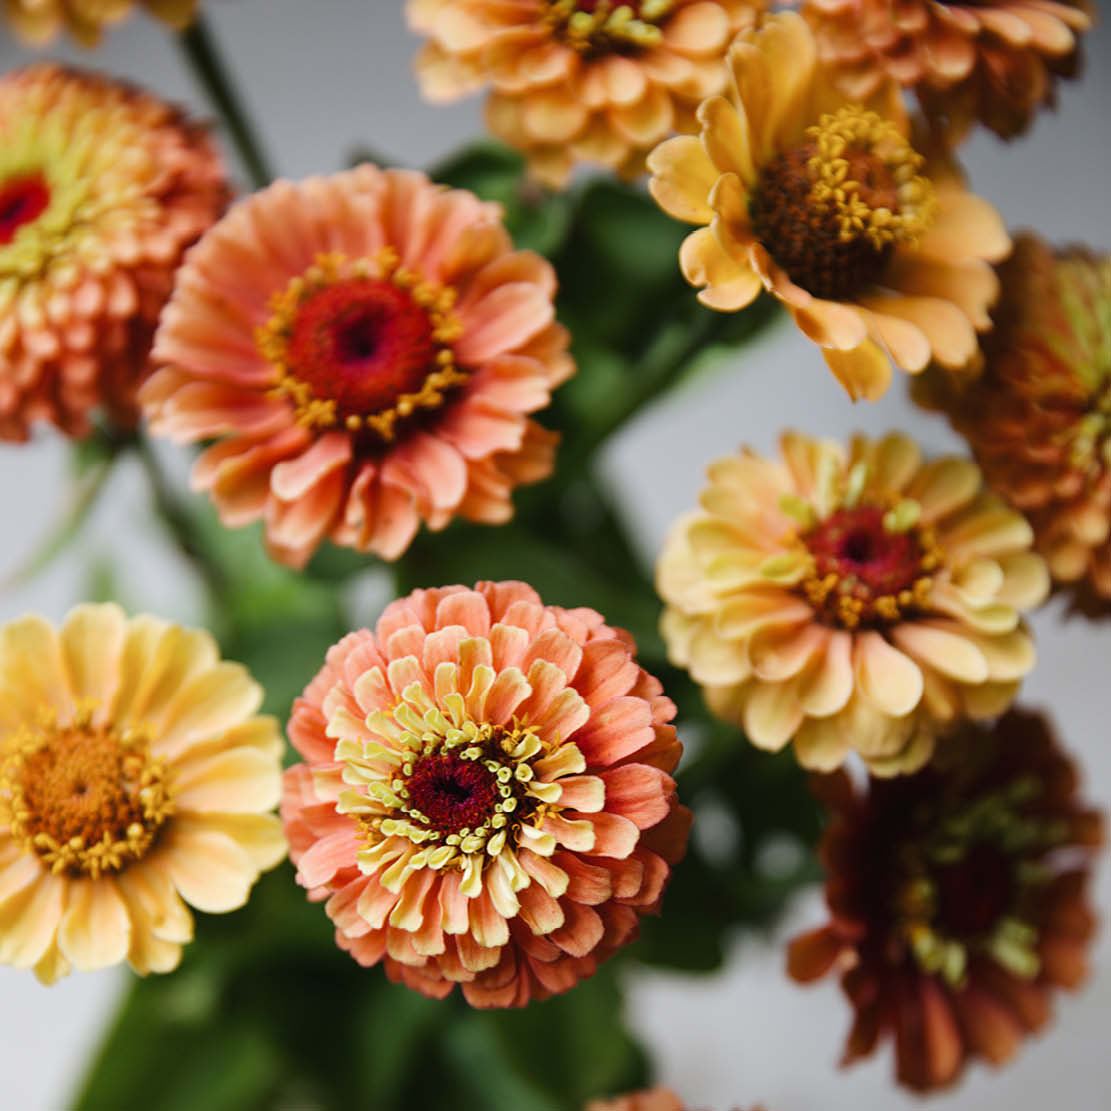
[932,842,1015,939]
[286,278,439,418]
[405,751,501,836]
[0,172,50,246]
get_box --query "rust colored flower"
[647,11,1011,402]
[0,65,228,442]
[0,604,286,983]
[802,0,1093,142]
[142,166,572,568]
[281,581,689,1007]
[407,0,765,188]
[4,0,196,46]
[585,1089,685,1111]
[918,235,1111,609]
[788,709,1104,1092]
[658,431,1048,776]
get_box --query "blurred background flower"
[3,0,197,47]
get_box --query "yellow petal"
[0,615,68,730]
[797,629,853,717]
[163,828,255,913]
[892,623,990,683]
[906,458,981,524]
[0,870,64,969]
[697,95,757,185]
[648,135,718,223]
[793,717,850,772]
[152,663,264,761]
[58,877,130,972]
[854,631,923,716]
[173,747,281,814]
[679,227,762,311]
[822,339,893,401]
[59,603,127,713]
[742,679,804,750]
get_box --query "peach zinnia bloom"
[407,0,765,188]
[788,710,1104,1092]
[802,0,1093,141]
[658,431,1049,775]
[282,581,689,1007]
[647,11,1011,401]
[0,65,228,442]
[4,0,196,46]
[918,235,1111,610]
[585,1089,686,1111]
[0,603,286,984]
[142,166,572,568]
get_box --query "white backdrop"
[0,3,1108,1109]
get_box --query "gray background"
[0,2,1108,1108]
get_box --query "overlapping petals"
[647,11,1010,401]
[407,0,766,187]
[3,0,197,45]
[142,166,572,567]
[658,431,1048,775]
[0,603,286,984]
[281,581,689,1007]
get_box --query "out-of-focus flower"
[0,603,286,984]
[585,1089,685,1111]
[917,235,1111,610]
[0,65,228,442]
[282,581,689,1007]
[788,709,1104,1092]
[647,11,1010,402]
[4,0,197,47]
[658,431,1048,776]
[407,0,765,188]
[142,166,571,568]
[802,0,1093,142]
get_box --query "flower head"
[407,0,766,188]
[658,431,1049,775]
[0,603,286,984]
[4,0,197,46]
[918,235,1111,610]
[0,65,228,442]
[647,11,1011,401]
[585,1090,685,1111]
[142,166,572,568]
[281,581,689,1007]
[802,0,1093,142]
[788,709,1104,1092]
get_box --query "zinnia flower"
[407,0,766,188]
[281,581,689,1007]
[658,431,1049,775]
[787,709,1104,1092]
[802,0,1093,142]
[585,1089,685,1111]
[4,0,196,46]
[917,235,1111,609]
[142,166,572,568]
[647,11,1011,402]
[0,64,228,442]
[0,603,286,984]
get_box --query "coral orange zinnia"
[0,604,286,984]
[281,582,689,1007]
[658,431,1048,775]
[407,0,765,188]
[4,0,197,46]
[788,710,1104,1092]
[142,166,572,568]
[647,11,1011,401]
[802,0,1093,142]
[0,65,228,442]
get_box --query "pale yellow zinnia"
[0,603,286,983]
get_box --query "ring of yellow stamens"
[544,1,675,53]
[0,701,173,879]
[256,248,467,441]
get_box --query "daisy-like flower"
[281,581,689,1007]
[658,431,1049,776]
[142,166,572,568]
[787,709,1104,1092]
[585,1090,685,1111]
[802,0,1093,142]
[647,11,1011,402]
[0,603,286,984]
[407,0,765,188]
[0,65,228,442]
[918,235,1111,609]
[4,0,196,47]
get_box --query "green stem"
[177,15,273,190]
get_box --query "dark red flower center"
[405,751,501,836]
[0,172,50,246]
[286,278,439,418]
[806,505,923,597]
[932,842,1016,939]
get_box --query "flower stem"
[177,14,273,190]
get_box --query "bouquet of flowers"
[0,2,1105,1108]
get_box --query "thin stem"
[177,15,273,190]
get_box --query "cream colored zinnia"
[658,432,1049,775]
[0,604,286,983]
